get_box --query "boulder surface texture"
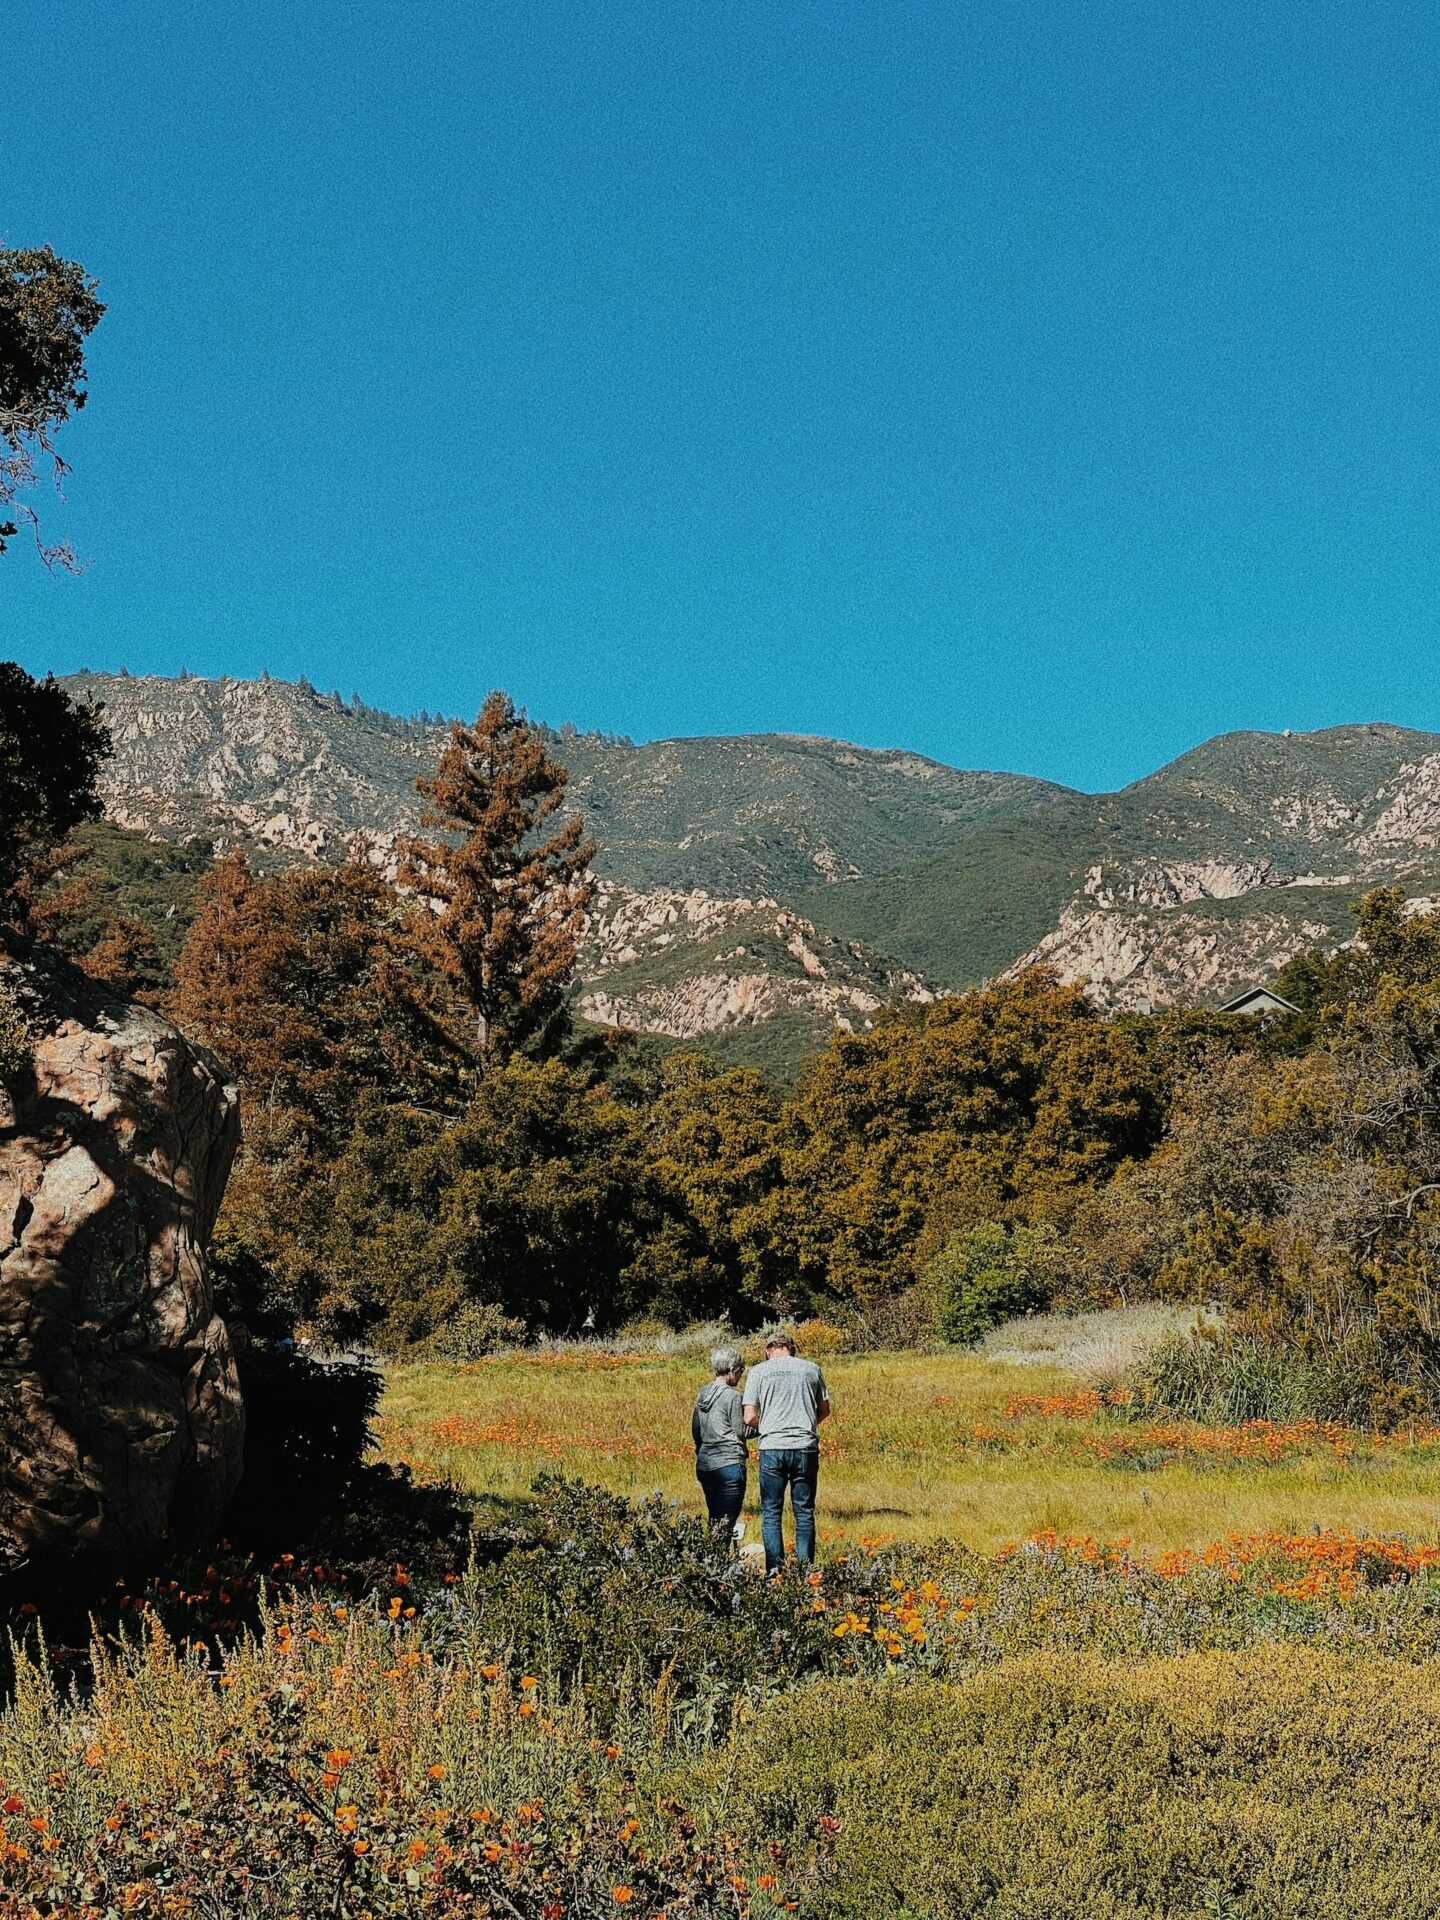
[0,951,243,1571]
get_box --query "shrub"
[611,1313,673,1346]
[788,1317,851,1356]
[836,1284,937,1351]
[1135,1327,1402,1427]
[706,1649,1440,1918]
[0,972,27,1086]
[925,1222,1054,1346]
[755,1317,851,1357]
[422,1299,527,1360]
[455,1478,884,1732]
[0,1600,805,1919]
[218,1348,473,1588]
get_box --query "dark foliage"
[0,662,110,910]
[0,246,104,565]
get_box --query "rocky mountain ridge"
[54,672,1440,1053]
[578,880,933,1066]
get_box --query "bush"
[788,1317,851,1356]
[836,1284,937,1351]
[1134,1327,1410,1428]
[456,1478,883,1732]
[422,1299,527,1360]
[0,1598,804,1919]
[0,972,27,1086]
[708,1649,1440,1918]
[233,1348,379,1503]
[925,1222,1054,1346]
[755,1317,851,1357]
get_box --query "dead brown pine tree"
[404,691,595,1067]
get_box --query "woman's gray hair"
[711,1345,744,1375]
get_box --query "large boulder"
[0,950,243,1573]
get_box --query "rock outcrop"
[1006,905,1335,1011]
[576,880,934,1044]
[0,951,243,1572]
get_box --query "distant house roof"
[1219,985,1303,1017]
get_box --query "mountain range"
[55,670,1440,1073]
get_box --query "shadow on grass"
[0,1349,519,1682]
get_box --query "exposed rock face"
[576,880,933,1043]
[0,952,243,1571]
[1006,906,1335,1011]
[1082,857,1292,908]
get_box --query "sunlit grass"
[377,1336,1440,1554]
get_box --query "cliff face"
[577,880,933,1048]
[1004,902,1340,1011]
[0,952,243,1570]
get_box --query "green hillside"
[795,801,1115,986]
[553,728,1070,895]
[39,822,215,968]
[1127,722,1440,829]
[800,726,1440,992]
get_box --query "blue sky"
[6,1,1439,790]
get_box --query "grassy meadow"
[17,1310,1440,1912]
[377,1308,1440,1554]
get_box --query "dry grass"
[976,1303,1209,1381]
[377,1317,1440,1555]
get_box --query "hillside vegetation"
[61,672,1440,1073]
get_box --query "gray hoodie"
[691,1379,748,1470]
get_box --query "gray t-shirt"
[691,1379,748,1469]
[745,1356,829,1452]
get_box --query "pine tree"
[404,691,595,1067]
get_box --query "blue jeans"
[696,1463,747,1537]
[758,1449,818,1573]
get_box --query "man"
[691,1345,748,1541]
[743,1332,830,1575]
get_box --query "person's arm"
[691,1399,703,1449]
[815,1366,831,1425]
[742,1363,762,1433]
[728,1392,748,1445]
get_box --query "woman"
[691,1345,749,1539]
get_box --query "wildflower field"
[377,1344,1440,1551]
[12,1333,1440,1914]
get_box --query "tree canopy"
[0,662,110,916]
[404,692,595,1068]
[0,247,104,568]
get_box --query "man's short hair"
[765,1333,797,1355]
[711,1345,744,1375]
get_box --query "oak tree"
[0,247,104,568]
[0,662,110,916]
